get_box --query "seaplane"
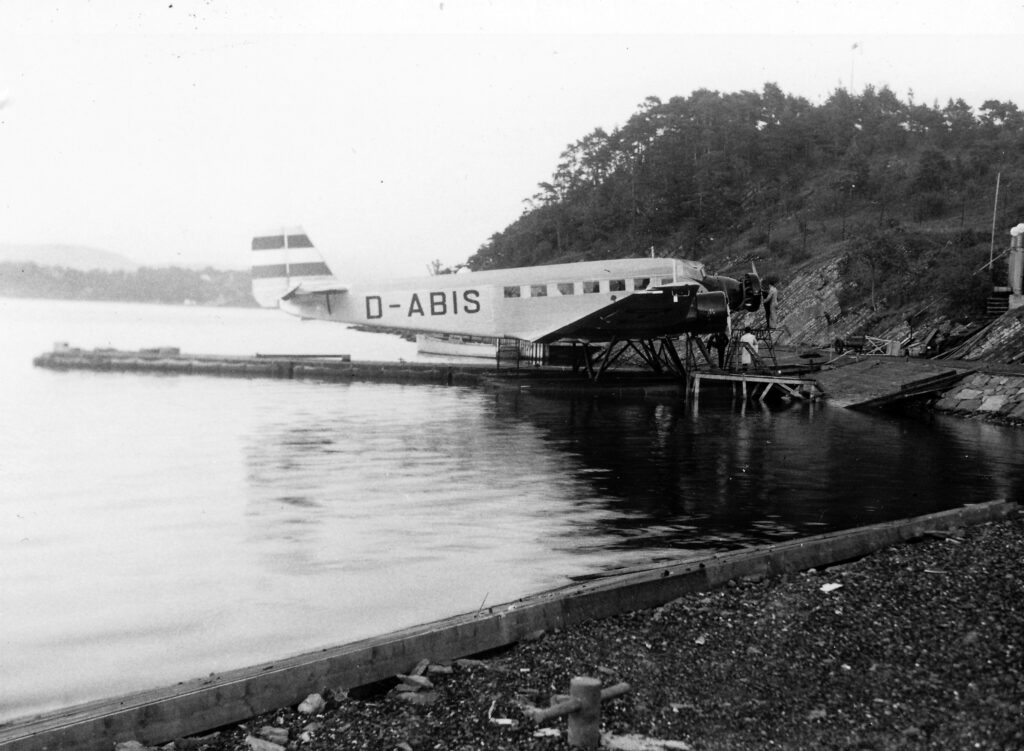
[251,227,761,378]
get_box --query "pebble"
[395,689,438,705]
[395,673,433,690]
[243,736,284,751]
[602,733,694,750]
[297,693,325,714]
[256,726,288,745]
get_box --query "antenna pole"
[990,172,1002,271]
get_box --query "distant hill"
[0,243,139,272]
[0,261,256,307]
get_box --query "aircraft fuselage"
[282,257,706,342]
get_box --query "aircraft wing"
[534,287,730,343]
[281,280,350,300]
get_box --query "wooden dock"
[0,500,1014,751]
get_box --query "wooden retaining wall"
[1,500,1015,751]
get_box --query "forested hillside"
[467,83,1023,320]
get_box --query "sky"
[3,0,1024,280]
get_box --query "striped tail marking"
[251,228,335,308]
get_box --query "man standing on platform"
[762,280,778,329]
[739,326,758,370]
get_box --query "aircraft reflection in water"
[250,227,762,375]
[242,384,1024,576]
[487,391,1024,556]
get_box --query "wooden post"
[567,677,602,748]
[525,678,631,749]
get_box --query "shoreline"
[207,512,1024,750]
[66,507,1024,751]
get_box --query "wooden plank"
[852,370,971,410]
[1,500,1015,751]
[898,370,968,393]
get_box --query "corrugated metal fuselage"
[280,257,709,342]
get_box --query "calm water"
[1,297,1022,723]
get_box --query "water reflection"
[490,390,1023,553]
[244,384,1024,580]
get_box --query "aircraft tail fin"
[250,227,338,308]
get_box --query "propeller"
[740,263,762,312]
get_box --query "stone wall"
[934,372,1024,424]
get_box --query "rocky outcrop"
[739,256,871,347]
[751,255,1022,364]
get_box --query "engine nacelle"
[701,271,762,313]
[686,291,729,334]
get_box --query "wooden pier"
[0,500,1014,751]
[689,370,824,402]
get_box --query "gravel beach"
[153,509,1024,751]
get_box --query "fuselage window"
[503,286,521,298]
[530,284,548,297]
[634,277,650,290]
[582,280,600,294]
[609,279,626,292]
[556,282,575,296]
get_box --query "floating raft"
[31,346,690,398]
[33,346,493,386]
[0,500,1015,751]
